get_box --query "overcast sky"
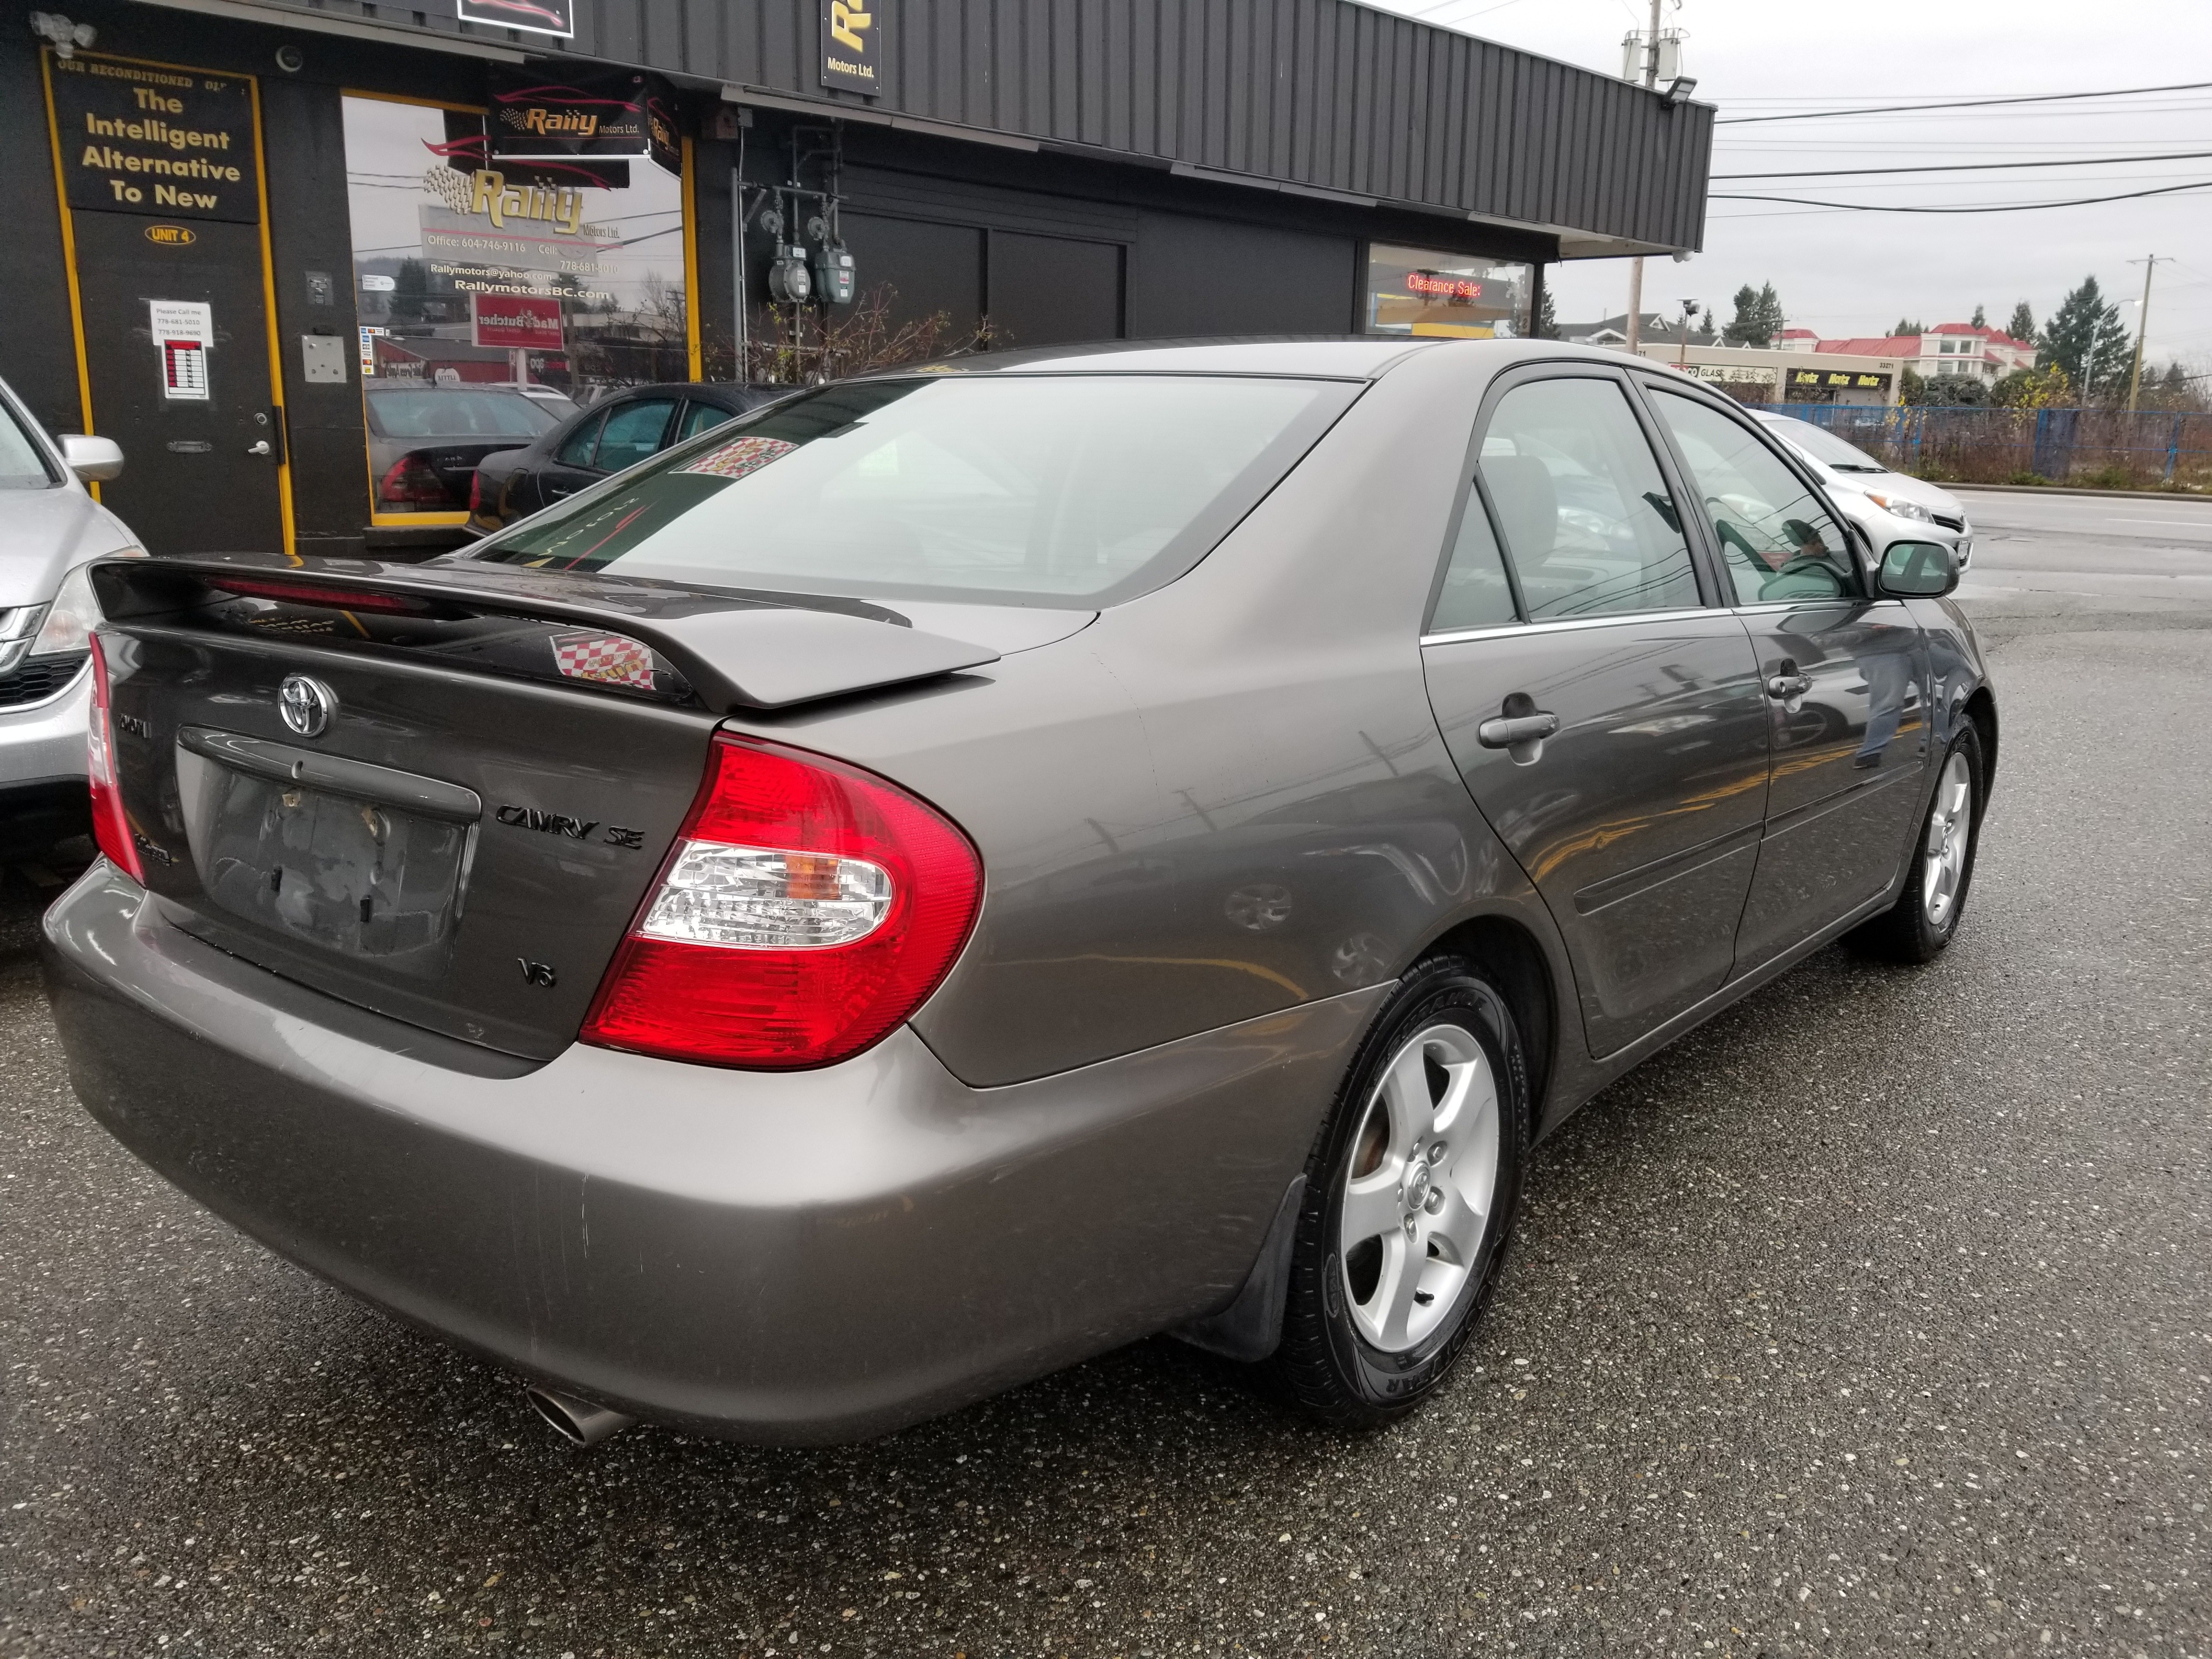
[1368,0,2212,365]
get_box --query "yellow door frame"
[40,48,297,557]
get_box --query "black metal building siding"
[542,0,1707,249]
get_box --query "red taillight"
[581,735,981,1070]
[467,468,484,514]
[86,632,145,883]
[377,454,453,509]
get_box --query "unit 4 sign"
[45,52,261,225]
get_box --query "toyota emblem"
[277,674,336,738]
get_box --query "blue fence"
[1769,403,2211,487]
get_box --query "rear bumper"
[42,865,1375,1443]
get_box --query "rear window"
[461,374,1359,606]
[0,398,58,489]
[365,390,560,439]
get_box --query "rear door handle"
[1477,714,1559,747]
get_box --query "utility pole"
[1622,0,1663,356]
[2126,254,2166,412]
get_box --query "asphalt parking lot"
[4,489,2208,1659]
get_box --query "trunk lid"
[89,554,998,1059]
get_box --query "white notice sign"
[150,301,213,402]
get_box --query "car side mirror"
[1876,539,1957,598]
[60,434,125,483]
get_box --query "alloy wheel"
[1337,1023,1501,1354]
[1921,750,1973,928]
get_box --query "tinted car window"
[1430,484,1519,633]
[0,399,57,489]
[467,374,1357,607]
[555,411,607,469]
[679,400,738,442]
[1651,392,1860,605]
[1477,378,1699,620]
[595,399,678,472]
[364,390,558,439]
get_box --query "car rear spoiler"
[88,553,1002,714]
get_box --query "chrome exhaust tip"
[525,1385,636,1447]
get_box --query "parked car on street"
[364,385,564,517]
[0,375,143,859]
[466,382,791,536]
[43,340,1995,1448]
[1751,409,1974,569]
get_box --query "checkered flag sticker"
[550,629,658,691]
[680,435,794,481]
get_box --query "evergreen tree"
[2007,301,2035,343]
[1891,318,1926,340]
[2038,276,2130,398]
[1533,286,1559,340]
[1723,282,1784,348]
[1970,304,1987,329]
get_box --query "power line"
[1716,80,2212,125]
[1713,149,2212,180]
[1710,179,2212,212]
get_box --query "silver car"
[42,340,1995,1446]
[0,377,143,857]
[1752,409,1975,570]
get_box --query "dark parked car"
[44,341,1995,1449]
[466,382,790,535]
[363,385,563,516]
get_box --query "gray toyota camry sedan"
[42,339,1995,1446]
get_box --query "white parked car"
[0,376,144,857]
[1752,410,1973,571]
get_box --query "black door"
[535,408,609,505]
[1421,371,1771,1059]
[46,52,285,554]
[1639,385,1933,968]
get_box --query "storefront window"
[1363,244,1532,340]
[341,93,689,518]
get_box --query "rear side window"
[1430,488,1519,633]
[466,374,1359,607]
[0,399,57,489]
[1476,378,1699,620]
[679,401,738,442]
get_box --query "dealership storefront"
[2,0,1711,558]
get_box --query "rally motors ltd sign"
[821,0,881,94]
[45,51,259,224]
[489,70,681,175]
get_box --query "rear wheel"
[1266,955,1528,1429]
[1849,723,1985,963]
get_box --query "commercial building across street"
[3,0,1714,557]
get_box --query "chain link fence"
[1771,404,2212,490]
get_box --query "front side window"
[1364,244,1533,340]
[1648,390,1860,606]
[555,411,607,469]
[593,399,678,471]
[464,373,1358,607]
[1475,377,1700,620]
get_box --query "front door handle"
[1477,713,1559,747]
[1765,657,1813,699]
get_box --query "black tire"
[1848,721,1986,964]
[1264,954,1529,1429]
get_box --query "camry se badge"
[276,674,336,738]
